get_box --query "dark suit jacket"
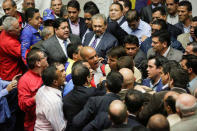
[63,85,106,131]
[40,34,81,63]
[140,4,152,24]
[134,49,147,69]
[68,17,87,39]
[83,31,118,60]
[72,93,120,129]
[175,22,185,33]
[167,23,182,38]
[103,124,132,131]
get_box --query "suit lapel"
[83,32,94,46]
[53,36,66,57]
[96,32,107,51]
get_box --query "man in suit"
[63,61,106,131]
[67,0,87,39]
[83,14,118,61]
[147,30,183,62]
[171,94,197,131]
[40,18,81,64]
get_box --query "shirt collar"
[163,46,171,57]
[69,18,80,26]
[152,3,161,9]
[162,84,169,90]
[45,85,62,97]
[27,24,40,34]
[117,16,124,24]
[150,78,161,88]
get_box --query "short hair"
[106,71,123,93]
[83,1,99,14]
[125,89,144,114]
[123,35,139,47]
[182,54,197,74]
[107,46,127,58]
[67,0,80,11]
[111,2,123,11]
[117,56,134,72]
[67,44,81,59]
[169,68,189,89]
[42,65,58,86]
[162,60,181,75]
[3,0,16,7]
[119,0,132,10]
[25,8,39,22]
[53,18,68,29]
[60,5,68,18]
[91,14,107,25]
[125,9,140,22]
[40,26,54,40]
[148,55,168,68]
[195,26,197,39]
[26,49,46,69]
[84,7,99,16]
[2,16,17,31]
[173,0,179,4]
[187,41,197,53]
[152,30,171,47]
[192,16,197,22]
[72,62,90,86]
[152,6,166,16]
[178,0,192,12]
[165,96,177,113]
[151,19,168,30]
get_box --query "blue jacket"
[0,78,11,123]
[142,78,163,92]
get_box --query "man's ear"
[188,67,193,74]
[53,79,58,87]
[162,41,168,48]
[35,61,41,67]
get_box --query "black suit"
[68,17,87,39]
[140,4,153,24]
[175,22,185,33]
[103,124,132,131]
[63,85,106,131]
[167,23,182,38]
[40,34,81,63]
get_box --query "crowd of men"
[1,0,197,131]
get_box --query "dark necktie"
[90,36,98,49]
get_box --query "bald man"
[163,91,181,127]
[172,94,197,131]
[147,114,170,131]
[118,68,135,100]
[80,46,106,87]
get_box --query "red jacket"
[0,30,23,80]
[18,70,43,131]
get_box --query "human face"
[68,7,80,23]
[152,11,166,21]
[108,56,118,71]
[8,20,21,37]
[38,52,48,70]
[51,0,62,16]
[109,4,123,21]
[3,1,17,17]
[28,12,42,29]
[147,59,161,79]
[84,13,92,29]
[85,49,99,70]
[92,18,107,37]
[23,0,35,11]
[178,6,190,22]
[128,20,139,31]
[56,64,66,87]
[151,24,161,34]
[180,59,188,70]
[184,45,194,55]
[166,0,178,15]
[161,68,169,85]
[55,21,70,40]
[151,37,164,54]
[190,21,197,39]
[125,43,139,57]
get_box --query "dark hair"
[192,16,197,22]
[106,71,123,93]
[152,30,171,47]
[182,54,197,74]
[187,42,197,53]
[117,56,134,72]
[67,0,80,11]
[107,46,127,58]
[119,0,132,10]
[125,9,140,22]
[148,55,168,68]
[53,18,68,29]
[60,5,68,18]
[26,49,46,69]
[67,44,80,59]
[162,60,181,75]
[111,2,123,11]
[25,8,39,22]
[83,1,99,13]
[125,89,144,114]
[178,0,192,12]
[173,0,179,4]
[152,7,166,16]
[123,35,139,47]
[151,19,168,30]
[169,68,189,88]
[165,96,177,113]
[42,65,58,86]
[72,62,90,86]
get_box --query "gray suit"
[134,49,147,69]
[83,31,118,61]
[147,47,183,62]
[171,114,197,131]
[40,34,81,63]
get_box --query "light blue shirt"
[189,76,197,93]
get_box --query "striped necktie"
[90,36,98,48]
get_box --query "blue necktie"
[90,37,98,49]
